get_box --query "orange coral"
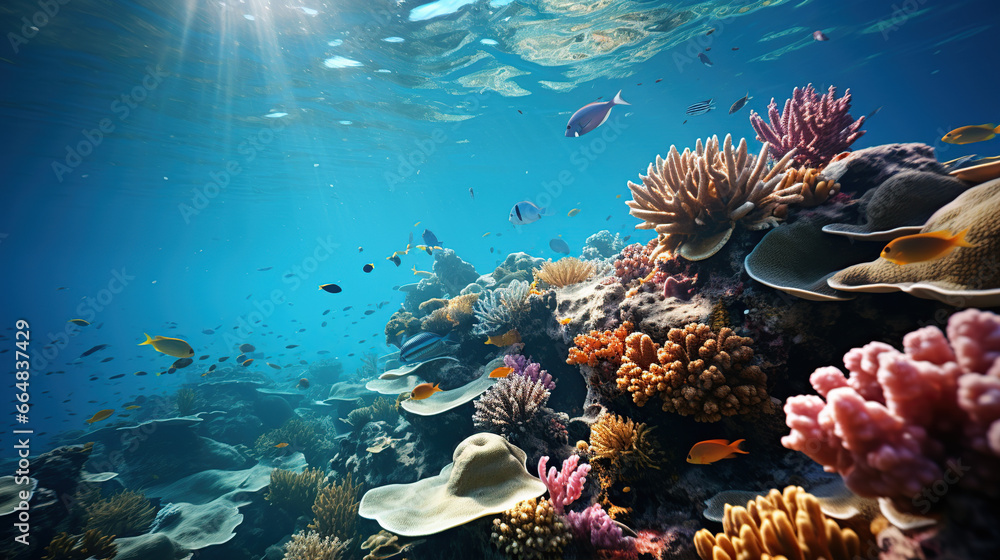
[615,324,774,422]
[567,322,634,369]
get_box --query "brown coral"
[533,257,596,288]
[309,473,362,543]
[491,497,572,560]
[586,413,661,519]
[419,293,480,334]
[627,134,801,261]
[385,311,422,346]
[43,530,117,560]
[83,490,155,538]
[266,467,327,518]
[694,486,863,560]
[566,321,634,370]
[779,166,841,207]
[615,324,774,422]
[361,530,424,560]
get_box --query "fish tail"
[730,439,748,453]
[953,228,975,247]
[612,90,630,106]
[994,124,1000,134]
[138,333,153,346]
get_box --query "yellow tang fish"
[881,229,973,265]
[139,333,194,358]
[686,439,747,464]
[941,124,1000,145]
[410,382,443,400]
[86,409,115,424]
[485,329,521,347]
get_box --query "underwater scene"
[2,0,1000,558]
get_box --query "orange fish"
[880,229,973,265]
[485,329,521,347]
[296,378,310,389]
[274,442,290,448]
[558,317,572,325]
[686,439,747,464]
[86,409,114,424]
[489,366,514,378]
[410,382,443,400]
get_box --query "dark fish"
[258,267,273,271]
[389,254,401,267]
[88,377,99,382]
[399,332,454,363]
[490,247,495,253]
[199,355,209,360]
[343,306,353,311]
[623,235,631,242]
[655,78,663,83]
[470,187,475,199]
[517,110,522,114]
[208,364,217,371]
[348,353,355,357]
[728,92,752,114]
[606,215,612,221]
[134,371,148,376]
[422,229,441,247]
[686,99,715,116]
[565,91,629,137]
[202,329,215,334]
[240,343,255,353]
[867,106,883,120]
[363,263,374,273]
[237,354,247,362]
[109,374,124,380]
[319,283,342,293]
[168,368,177,373]
[697,53,713,67]
[286,344,299,348]
[731,47,739,50]
[284,273,295,278]
[100,357,114,363]
[359,246,364,252]
[219,356,229,362]
[549,238,571,255]
[322,309,330,315]
[704,48,711,52]
[706,28,715,35]
[267,362,281,370]
[81,344,109,357]
[172,358,193,369]
[321,321,327,327]
[317,350,330,354]
[364,309,376,315]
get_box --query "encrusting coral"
[266,467,327,518]
[473,375,551,440]
[626,134,800,261]
[83,490,156,538]
[533,257,596,288]
[43,530,118,560]
[491,497,572,560]
[616,323,775,422]
[309,472,362,543]
[693,486,862,560]
[778,166,841,207]
[750,84,866,168]
[283,530,349,560]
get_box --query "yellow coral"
[43,530,117,560]
[694,486,862,560]
[83,490,155,538]
[309,473,362,543]
[587,412,661,518]
[533,258,596,288]
[267,468,327,518]
[491,497,572,560]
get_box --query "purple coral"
[749,83,866,168]
[782,309,1000,514]
[565,504,635,550]
[473,375,550,439]
[652,254,699,300]
[538,454,590,514]
[504,353,556,390]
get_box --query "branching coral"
[778,166,841,207]
[566,321,634,371]
[43,530,117,560]
[473,375,551,439]
[254,418,327,461]
[750,84,866,168]
[586,413,661,519]
[537,455,590,514]
[175,388,197,416]
[533,257,596,288]
[266,467,327,518]
[491,497,572,560]
[505,353,556,390]
[782,309,1000,513]
[565,503,634,551]
[626,134,800,261]
[693,486,862,560]
[309,473,362,543]
[283,530,349,560]
[472,280,531,336]
[83,490,155,538]
[616,324,775,422]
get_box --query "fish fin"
[139,333,153,346]
[612,90,630,106]
[698,439,733,446]
[953,228,975,247]
[729,439,748,454]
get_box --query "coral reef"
[346,397,399,430]
[782,309,1000,513]
[626,134,800,261]
[43,530,117,560]
[567,322,633,371]
[821,142,945,194]
[534,257,596,288]
[265,467,327,518]
[309,473,362,542]
[283,530,349,560]
[612,241,656,286]
[537,454,589,514]
[420,293,479,334]
[83,490,156,538]
[582,230,625,260]
[472,280,532,336]
[749,83,866,168]
[565,503,634,550]
[615,324,775,422]
[254,419,328,464]
[651,254,700,300]
[587,413,661,479]
[385,311,422,347]
[504,353,556,390]
[778,166,840,207]
[693,486,862,560]
[473,375,551,440]
[175,388,197,416]
[432,248,479,296]
[490,497,572,560]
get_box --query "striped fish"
[398,332,455,363]
[686,99,715,116]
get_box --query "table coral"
[491,497,572,560]
[693,486,862,560]
[750,84,866,168]
[782,309,1000,513]
[615,324,774,422]
[626,134,800,261]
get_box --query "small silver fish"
[565,90,630,137]
[729,92,752,114]
[686,99,716,116]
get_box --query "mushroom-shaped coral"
[491,497,572,560]
[534,257,596,288]
[626,134,800,261]
[693,486,862,560]
[358,433,546,536]
[749,84,866,168]
[615,324,774,421]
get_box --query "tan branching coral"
[694,486,862,560]
[266,467,327,518]
[43,530,117,560]
[491,497,572,560]
[533,257,596,288]
[627,134,801,260]
[283,530,349,560]
[615,324,774,422]
[83,490,155,538]
[779,166,841,207]
[418,298,449,314]
[309,473,362,543]
[420,293,480,334]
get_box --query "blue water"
[0,0,994,450]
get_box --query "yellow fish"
[567,208,581,217]
[414,221,421,227]
[558,317,572,325]
[68,319,90,326]
[482,232,491,237]
[124,405,141,410]
[686,439,747,464]
[489,366,514,378]
[139,333,194,358]
[86,409,115,424]
[410,382,443,400]
[880,229,973,265]
[274,442,290,448]
[942,124,1000,145]
[412,265,434,279]
[485,329,521,346]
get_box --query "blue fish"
[422,229,441,247]
[698,52,713,67]
[399,332,455,363]
[549,238,570,255]
[565,90,630,137]
[509,201,550,225]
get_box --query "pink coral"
[782,309,1000,512]
[750,84,866,168]
[538,454,590,514]
[565,503,634,550]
